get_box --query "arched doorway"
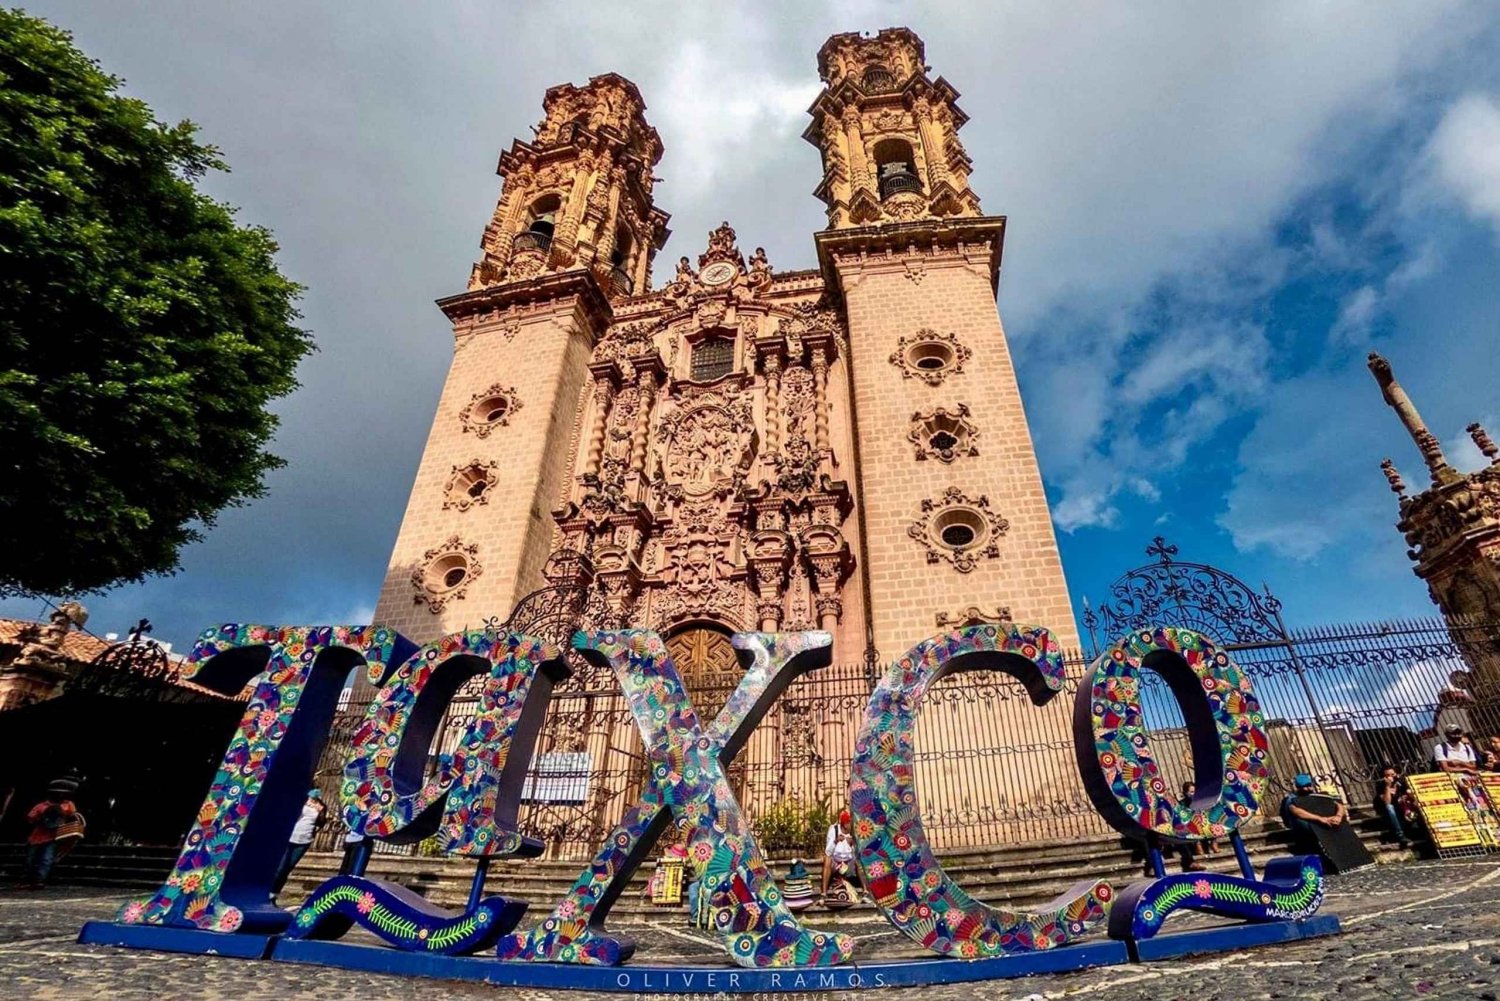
[664,622,748,802]
[664,622,742,721]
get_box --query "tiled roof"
[0,618,250,702]
[0,618,114,663]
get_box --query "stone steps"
[4,813,1417,926]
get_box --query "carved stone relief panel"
[657,391,757,499]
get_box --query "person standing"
[18,782,82,889]
[1372,765,1412,848]
[1483,736,1500,772]
[1433,725,1478,775]
[271,789,326,901]
[338,827,368,876]
[820,808,855,901]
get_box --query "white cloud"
[652,40,820,201]
[1427,92,1500,239]
[1330,285,1381,346]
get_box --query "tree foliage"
[0,10,312,597]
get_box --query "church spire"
[1367,352,1460,486]
[467,74,670,299]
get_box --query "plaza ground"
[0,858,1497,1000]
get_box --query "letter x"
[496,629,854,969]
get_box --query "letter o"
[1072,626,1270,842]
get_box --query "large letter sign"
[118,625,413,943]
[498,629,853,968]
[285,629,566,953]
[851,624,1112,957]
[82,618,1341,992]
[1073,627,1330,959]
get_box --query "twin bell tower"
[371,28,1078,694]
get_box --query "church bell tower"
[807,28,1080,654]
[371,75,669,643]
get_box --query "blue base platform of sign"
[269,936,1130,992]
[78,921,276,959]
[1129,914,1342,963]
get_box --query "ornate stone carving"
[699,221,743,268]
[656,499,742,626]
[748,247,772,288]
[443,460,500,511]
[889,329,971,386]
[935,605,1013,629]
[458,384,523,438]
[593,319,659,363]
[657,391,757,499]
[907,487,1008,573]
[411,536,483,613]
[909,404,981,463]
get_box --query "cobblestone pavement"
[0,859,1496,1000]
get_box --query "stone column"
[763,351,783,458]
[585,376,614,477]
[629,365,654,476]
[915,100,949,189]
[842,107,871,192]
[815,594,842,632]
[810,344,831,460]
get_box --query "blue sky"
[6,2,1500,653]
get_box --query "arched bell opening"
[873,138,921,200]
[515,193,560,253]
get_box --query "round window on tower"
[459,384,522,438]
[890,329,972,386]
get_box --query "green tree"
[0,10,311,597]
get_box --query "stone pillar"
[763,351,783,458]
[815,594,842,632]
[842,107,871,192]
[1368,352,1458,485]
[915,99,949,189]
[629,364,654,476]
[811,344,831,460]
[584,375,614,477]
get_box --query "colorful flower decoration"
[496,630,855,969]
[284,875,522,954]
[1109,857,1325,941]
[1073,626,1270,843]
[849,624,1113,958]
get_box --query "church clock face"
[700,261,736,286]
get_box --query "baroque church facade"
[372,28,1078,693]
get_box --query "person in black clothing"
[1372,764,1411,848]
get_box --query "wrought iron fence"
[312,613,1500,858]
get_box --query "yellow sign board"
[1407,773,1484,851]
